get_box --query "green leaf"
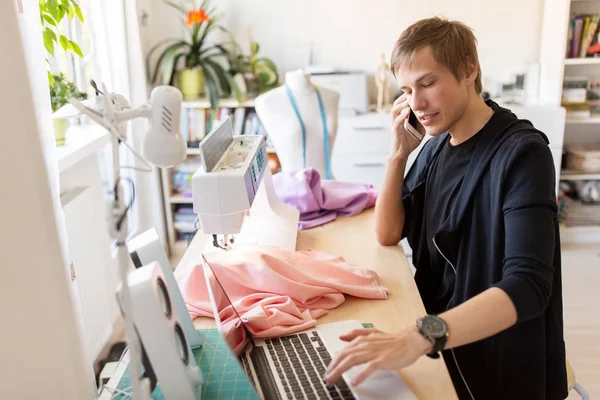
[57,7,66,22]
[169,53,186,86]
[146,38,182,82]
[251,41,259,57]
[59,35,68,51]
[48,71,55,87]
[67,40,84,57]
[74,4,84,22]
[200,63,219,110]
[153,42,188,84]
[196,18,215,48]
[205,6,217,17]
[203,58,229,96]
[200,43,231,58]
[255,57,278,76]
[43,34,55,55]
[42,14,57,26]
[163,0,187,16]
[191,21,202,46]
[67,5,74,19]
[45,28,57,42]
[199,0,211,10]
[48,0,59,17]
[224,71,243,102]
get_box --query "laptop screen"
[201,254,255,356]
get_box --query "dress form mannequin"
[255,69,340,179]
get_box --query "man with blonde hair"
[325,17,567,400]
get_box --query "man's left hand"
[324,327,433,386]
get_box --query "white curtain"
[85,0,167,246]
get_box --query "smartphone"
[404,108,424,141]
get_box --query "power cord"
[97,343,130,398]
[90,79,104,96]
[113,176,136,232]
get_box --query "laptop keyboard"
[264,331,356,400]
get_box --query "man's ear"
[464,57,479,86]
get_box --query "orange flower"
[198,8,209,22]
[186,8,210,27]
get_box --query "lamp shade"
[142,86,187,168]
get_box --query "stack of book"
[559,195,600,226]
[174,205,198,240]
[171,157,202,197]
[567,13,600,59]
[560,77,600,118]
[180,107,273,147]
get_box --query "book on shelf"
[173,205,198,235]
[559,195,600,226]
[180,107,272,148]
[180,105,274,149]
[561,100,592,118]
[567,13,600,59]
[170,156,201,195]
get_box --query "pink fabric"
[175,246,388,355]
[272,168,379,230]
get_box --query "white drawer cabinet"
[332,152,389,186]
[332,113,392,186]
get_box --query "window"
[59,0,141,241]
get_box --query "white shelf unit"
[564,57,600,65]
[182,97,256,109]
[539,0,600,243]
[561,170,600,180]
[566,114,600,123]
[169,193,194,204]
[560,224,600,243]
[160,96,277,256]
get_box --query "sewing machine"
[192,117,299,251]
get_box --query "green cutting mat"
[113,324,374,399]
[113,329,259,400]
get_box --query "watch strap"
[426,334,447,359]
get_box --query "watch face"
[422,317,446,338]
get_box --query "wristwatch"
[416,315,449,359]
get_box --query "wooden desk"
[176,208,457,399]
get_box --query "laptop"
[201,254,416,400]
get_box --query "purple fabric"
[272,168,379,230]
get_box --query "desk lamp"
[54,82,186,399]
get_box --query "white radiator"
[61,186,119,369]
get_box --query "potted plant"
[147,0,241,109]
[50,73,87,146]
[225,37,280,96]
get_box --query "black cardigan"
[401,101,568,400]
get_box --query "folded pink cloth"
[272,168,379,230]
[175,246,388,355]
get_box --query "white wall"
[1,1,94,398]
[139,0,544,96]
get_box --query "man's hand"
[390,93,423,160]
[324,327,433,387]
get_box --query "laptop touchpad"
[317,321,416,400]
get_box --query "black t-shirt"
[424,119,488,314]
